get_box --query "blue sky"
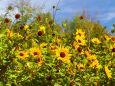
[0,0,115,32]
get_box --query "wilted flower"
[7,5,13,10]
[15,13,21,19]
[79,16,84,20]
[37,16,41,22]
[4,18,10,23]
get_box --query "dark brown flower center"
[111,37,115,41]
[15,14,20,19]
[34,52,38,55]
[37,16,41,21]
[51,47,56,50]
[38,31,43,36]
[52,33,55,37]
[37,58,41,62]
[20,53,24,56]
[78,33,81,36]
[77,47,82,52]
[49,20,54,25]
[69,81,75,86]
[94,41,97,43]
[4,18,10,23]
[60,52,66,58]
[112,48,115,52]
[20,25,24,30]
[43,46,47,48]
[80,66,84,69]
[79,16,84,20]
[78,40,81,43]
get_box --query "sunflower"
[37,57,43,66]
[31,39,38,47]
[56,47,71,63]
[104,35,111,41]
[105,66,112,79]
[77,63,85,71]
[30,48,42,58]
[4,18,10,23]
[85,51,91,58]
[110,36,115,42]
[112,44,115,52]
[24,25,29,30]
[49,45,58,55]
[37,25,46,36]
[15,13,21,19]
[89,54,97,62]
[110,44,115,57]
[91,38,101,44]
[16,51,29,59]
[73,44,84,54]
[40,43,47,49]
[76,29,85,39]
[67,67,75,76]
[6,29,13,38]
[75,37,86,46]
[90,59,99,68]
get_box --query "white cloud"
[31,0,61,12]
[98,12,115,21]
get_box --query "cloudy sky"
[0,0,115,32]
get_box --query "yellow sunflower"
[77,63,85,71]
[110,43,115,56]
[37,57,43,66]
[89,54,97,62]
[30,48,42,58]
[75,37,86,46]
[105,66,112,79]
[56,47,71,63]
[110,36,115,42]
[24,25,29,30]
[6,29,13,38]
[91,38,101,44]
[40,43,47,49]
[76,29,85,39]
[37,25,46,36]
[85,51,91,58]
[112,44,115,52]
[104,35,111,41]
[90,59,99,68]
[16,51,29,59]
[31,39,38,47]
[49,45,58,55]
[73,44,84,54]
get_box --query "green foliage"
[0,3,114,86]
